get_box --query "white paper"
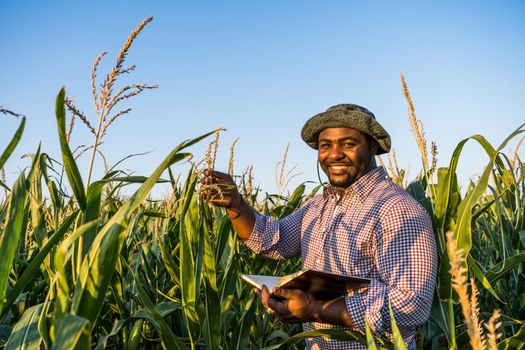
[240,274,282,291]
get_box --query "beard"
[326,173,356,189]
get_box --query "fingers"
[267,288,294,316]
[272,287,292,300]
[259,285,271,310]
[203,169,233,183]
[258,285,277,315]
[200,169,240,208]
[267,295,288,314]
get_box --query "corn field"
[1,17,525,350]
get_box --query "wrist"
[227,193,243,219]
[228,193,242,210]
[310,299,323,323]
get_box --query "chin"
[328,177,353,189]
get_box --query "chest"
[300,200,378,276]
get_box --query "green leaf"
[28,147,48,248]
[0,173,28,316]
[156,232,181,286]
[50,314,89,350]
[215,215,233,266]
[53,219,100,334]
[519,230,525,249]
[94,302,181,350]
[81,179,106,256]
[486,252,525,284]
[406,179,433,216]
[365,317,380,350]
[261,328,368,350]
[388,300,407,350]
[130,268,187,350]
[179,175,201,345]
[453,127,524,266]
[54,87,87,210]
[38,290,53,349]
[466,256,503,302]
[0,116,25,171]
[201,203,221,350]
[0,179,9,191]
[230,296,256,350]
[429,295,453,348]
[0,212,78,320]
[499,322,525,350]
[5,303,44,350]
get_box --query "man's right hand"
[201,169,242,209]
[200,169,256,242]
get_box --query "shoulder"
[367,179,432,227]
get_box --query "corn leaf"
[54,87,87,210]
[230,296,256,350]
[155,231,181,287]
[261,328,368,350]
[453,126,524,264]
[130,268,187,350]
[179,176,201,345]
[27,145,47,248]
[38,288,53,349]
[365,317,379,350]
[5,303,44,350]
[485,251,525,284]
[50,313,89,350]
[0,173,28,316]
[53,219,100,334]
[201,202,221,350]
[94,302,180,350]
[0,212,78,320]
[466,256,503,302]
[81,178,109,256]
[0,116,25,171]
[388,300,407,350]
[499,323,525,350]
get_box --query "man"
[203,104,437,349]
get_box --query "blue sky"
[1,1,524,197]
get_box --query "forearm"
[226,194,256,242]
[312,297,355,328]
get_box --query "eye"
[342,142,355,148]
[319,142,330,149]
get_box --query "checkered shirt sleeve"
[244,201,312,260]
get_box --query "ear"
[370,138,378,156]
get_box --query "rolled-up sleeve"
[244,203,310,260]
[345,198,437,343]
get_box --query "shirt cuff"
[244,213,278,254]
[345,278,387,337]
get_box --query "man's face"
[318,127,377,190]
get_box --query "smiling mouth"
[328,164,351,174]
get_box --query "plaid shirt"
[245,167,437,349]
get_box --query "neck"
[335,164,378,195]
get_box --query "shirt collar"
[322,167,388,203]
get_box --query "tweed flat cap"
[301,103,391,155]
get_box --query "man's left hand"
[258,285,319,323]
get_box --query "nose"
[328,144,345,160]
